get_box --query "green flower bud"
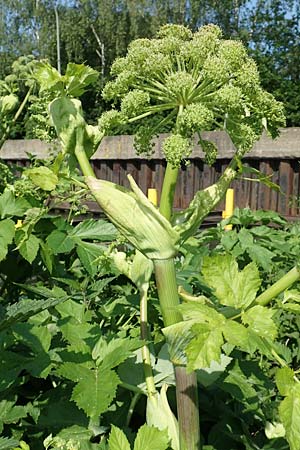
[86,175,179,260]
[0,93,18,114]
[162,134,192,168]
[146,384,179,450]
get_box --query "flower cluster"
[99,23,285,166]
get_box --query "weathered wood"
[2,129,300,218]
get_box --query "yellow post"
[222,188,234,231]
[147,188,158,206]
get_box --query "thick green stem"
[154,258,201,450]
[140,286,157,398]
[153,258,182,326]
[255,266,300,306]
[175,367,200,450]
[74,136,96,177]
[159,164,179,221]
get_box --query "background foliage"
[0,0,299,128]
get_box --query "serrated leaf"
[179,302,226,327]
[60,321,97,353]
[0,219,15,261]
[24,167,58,191]
[242,305,277,339]
[275,367,296,396]
[47,230,75,254]
[0,437,19,450]
[76,241,105,276]
[279,384,300,450]
[15,232,40,263]
[247,244,274,271]
[186,323,224,371]
[222,320,255,353]
[0,189,30,219]
[0,296,67,331]
[65,63,99,97]
[92,337,142,369]
[201,255,261,309]
[134,424,169,450]
[71,366,120,418]
[70,219,117,241]
[108,425,130,450]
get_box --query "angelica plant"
[36,24,285,450]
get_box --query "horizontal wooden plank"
[1,127,300,160]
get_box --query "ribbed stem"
[153,258,182,327]
[175,367,201,450]
[159,164,179,221]
[154,258,201,450]
[74,131,96,177]
[256,266,300,306]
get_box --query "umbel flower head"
[99,24,285,167]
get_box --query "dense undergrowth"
[0,158,299,450]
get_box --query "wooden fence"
[2,127,300,220]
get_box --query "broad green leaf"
[92,337,142,369]
[70,219,117,241]
[108,425,130,450]
[0,296,67,331]
[71,366,120,418]
[59,321,97,353]
[0,189,30,219]
[76,241,105,276]
[35,62,63,93]
[15,232,40,263]
[238,228,253,250]
[186,323,224,371]
[279,384,300,450]
[197,354,232,387]
[222,320,255,353]
[65,63,99,97]
[0,437,19,449]
[201,255,261,309]
[47,230,75,254]
[24,166,58,191]
[12,322,52,352]
[220,361,259,409]
[275,367,296,396]
[39,240,54,273]
[247,244,274,271]
[0,219,15,261]
[179,302,226,327]
[242,305,277,339]
[134,424,169,450]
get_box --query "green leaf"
[162,320,195,365]
[222,320,255,353]
[134,424,169,450]
[35,62,63,93]
[92,337,142,369]
[0,219,15,261]
[59,321,97,353]
[275,367,296,396]
[279,384,300,450]
[0,437,19,450]
[0,296,67,331]
[108,425,130,450]
[0,189,30,219]
[179,302,226,327]
[201,255,261,309]
[24,166,58,191]
[70,219,117,241]
[15,232,40,263]
[71,366,120,418]
[186,323,224,370]
[76,241,105,276]
[242,305,277,339]
[47,230,75,254]
[246,244,274,271]
[65,63,99,97]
